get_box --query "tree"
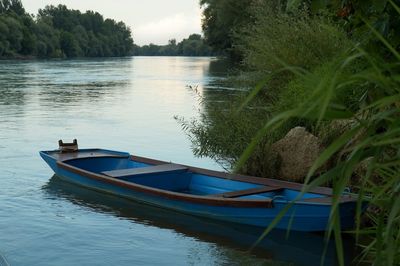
[0,2,135,59]
[200,0,254,59]
[133,34,213,56]
[9,0,24,15]
[3,16,23,53]
[60,31,80,57]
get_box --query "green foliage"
[0,2,134,59]
[308,0,400,54]
[239,48,400,266]
[201,0,400,61]
[190,1,400,263]
[37,5,134,58]
[134,34,214,56]
[190,0,399,174]
[240,4,351,72]
[176,90,272,172]
[200,0,255,59]
[60,31,81,57]
[233,12,400,264]
[180,2,354,175]
[0,0,24,15]
[0,15,23,55]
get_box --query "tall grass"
[236,18,400,266]
[240,3,351,72]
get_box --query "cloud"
[133,12,202,45]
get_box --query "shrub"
[240,3,351,72]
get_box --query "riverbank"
[185,1,400,265]
[0,54,37,60]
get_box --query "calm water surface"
[0,57,340,265]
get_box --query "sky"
[23,0,203,45]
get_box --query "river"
[0,57,342,265]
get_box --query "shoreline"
[0,55,222,61]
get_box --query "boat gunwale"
[45,149,356,206]
[56,160,277,208]
[130,155,335,196]
[130,155,357,204]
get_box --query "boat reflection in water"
[42,175,351,266]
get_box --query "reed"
[236,14,400,266]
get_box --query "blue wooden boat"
[43,175,344,265]
[40,142,358,232]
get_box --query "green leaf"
[234,109,297,172]
[363,18,400,61]
[389,0,400,15]
[286,0,302,12]
[310,0,329,13]
[304,126,362,185]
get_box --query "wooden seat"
[102,164,188,178]
[213,186,283,198]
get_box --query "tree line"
[200,0,400,61]
[0,0,216,59]
[133,34,215,56]
[0,0,134,58]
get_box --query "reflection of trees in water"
[36,59,134,106]
[0,59,134,111]
[37,80,131,106]
[197,58,242,111]
[0,61,32,107]
[208,58,233,78]
[180,59,249,170]
[0,88,26,106]
[42,175,342,266]
[0,62,32,118]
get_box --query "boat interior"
[63,152,326,202]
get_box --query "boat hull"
[40,149,358,231]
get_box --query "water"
[0,57,341,265]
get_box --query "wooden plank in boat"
[213,186,283,198]
[54,151,128,162]
[102,164,188,178]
